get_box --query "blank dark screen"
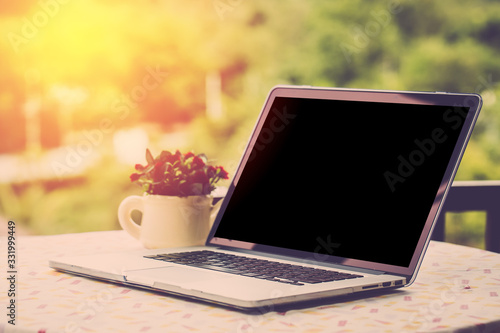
[214,97,468,267]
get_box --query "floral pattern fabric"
[1,230,499,333]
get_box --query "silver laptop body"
[50,86,482,310]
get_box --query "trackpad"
[124,266,225,287]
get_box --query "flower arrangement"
[130,149,229,197]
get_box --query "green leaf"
[143,183,152,194]
[159,150,172,162]
[146,149,155,165]
[198,154,208,164]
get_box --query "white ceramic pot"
[118,194,222,249]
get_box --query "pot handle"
[118,195,143,240]
[210,198,224,227]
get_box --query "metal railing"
[432,180,500,253]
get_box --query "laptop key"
[190,264,241,275]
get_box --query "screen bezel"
[207,85,482,280]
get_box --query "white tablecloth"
[1,230,500,332]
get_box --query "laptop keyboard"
[144,250,363,286]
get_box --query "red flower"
[135,164,146,171]
[192,170,210,184]
[172,150,182,163]
[192,156,205,169]
[130,173,141,182]
[207,165,217,178]
[217,166,229,179]
[130,149,228,196]
[152,162,166,182]
[160,150,181,165]
[184,152,195,159]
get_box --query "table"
[1,231,500,333]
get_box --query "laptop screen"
[211,89,478,272]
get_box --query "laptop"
[50,86,482,311]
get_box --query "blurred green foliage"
[1,0,500,248]
[445,212,486,249]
